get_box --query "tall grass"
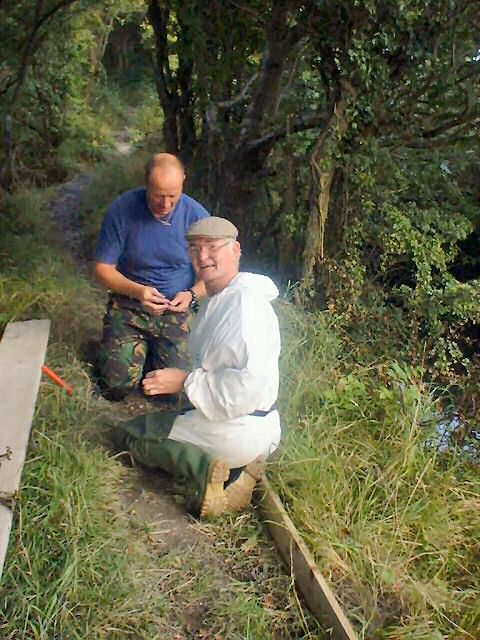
[274,303,480,638]
[0,187,165,638]
[0,176,324,639]
[1,374,168,639]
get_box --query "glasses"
[188,239,233,257]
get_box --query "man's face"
[146,166,184,219]
[188,237,240,288]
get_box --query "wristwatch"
[185,288,199,312]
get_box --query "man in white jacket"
[112,217,281,517]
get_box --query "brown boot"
[225,457,265,512]
[199,458,230,518]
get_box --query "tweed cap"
[186,216,238,240]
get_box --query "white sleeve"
[183,292,279,421]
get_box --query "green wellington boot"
[115,412,230,517]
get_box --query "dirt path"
[50,173,93,266]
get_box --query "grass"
[0,175,323,638]
[273,302,480,638]
[1,386,167,639]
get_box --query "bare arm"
[94,262,170,314]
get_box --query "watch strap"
[184,288,199,311]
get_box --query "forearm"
[94,262,145,300]
[191,280,207,300]
[169,279,207,312]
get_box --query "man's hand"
[168,290,192,313]
[142,368,189,395]
[140,286,171,315]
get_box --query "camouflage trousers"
[98,293,190,398]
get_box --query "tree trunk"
[147,0,197,161]
[278,140,300,281]
[301,98,348,305]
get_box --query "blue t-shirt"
[95,188,209,299]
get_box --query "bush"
[329,142,480,385]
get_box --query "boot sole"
[225,459,265,512]
[199,458,230,518]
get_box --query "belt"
[249,404,277,417]
[181,403,277,417]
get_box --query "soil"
[47,161,323,639]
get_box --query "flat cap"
[186,216,238,240]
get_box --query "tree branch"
[147,0,173,103]
[274,36,309,117]
[225,0,266,25]
[235,2,306,151]
[206,73,259,135]
[217,73,259,110]
[8,0,78,108]
[246,110,331,154]
[404,126,476,149]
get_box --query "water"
[431,413,480,460]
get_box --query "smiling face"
[188,236,240,295]
[146,165,184,220]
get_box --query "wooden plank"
[0,319,51,580]
[256,477,357,640]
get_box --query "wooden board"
[0,319,50,580]
[256,477,357,640]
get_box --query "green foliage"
[0,1,149,186]
[57,85,125,170]
[326,141,480,380]
[275,301,480,638]
[1,2,86,182]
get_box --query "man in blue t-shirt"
[94,153,209,399]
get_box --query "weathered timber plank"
[0,319,51,580]
[256,477,357,640]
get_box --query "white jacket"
[169,272,281,467]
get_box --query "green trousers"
[114,411,222,513]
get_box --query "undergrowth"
[274,302,480,639]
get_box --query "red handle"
[41,365,74,396]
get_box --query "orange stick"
[41,365,74,396]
